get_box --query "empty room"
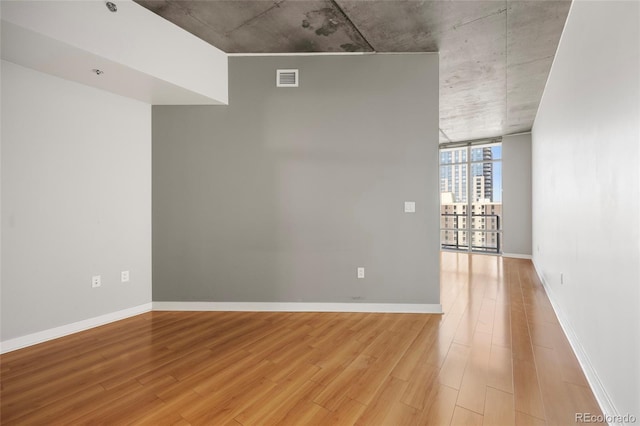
[1,0,638,424]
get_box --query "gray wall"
[532,0,639,419]
[1,61,152,341]
[502,133,532,256]
[153,54,440,304]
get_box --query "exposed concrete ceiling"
[135,0,571,143]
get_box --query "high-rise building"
[440,146,494,203]
[439,150,467,202]
[440,145,500,253]
[440,201,502,253]
[470,147,493,201]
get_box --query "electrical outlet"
[404,201,416,213]
[92,275,101,288]
[357,267,365,279]
[121,270,130,283]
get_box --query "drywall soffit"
[0,0,228,105]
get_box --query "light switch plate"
[404,201,416,213]
[357,267,365,279]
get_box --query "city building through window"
[439,141,502,253]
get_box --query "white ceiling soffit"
[0,0,228,105]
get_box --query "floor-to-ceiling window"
[440,141,502,253]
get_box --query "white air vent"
[276,69,299,87]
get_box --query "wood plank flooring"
[0,254,604,425]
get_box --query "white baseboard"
[502,252,533,259]
[0,301,442,354]
[152,301,443,314]
[531,260,621,426]
[0,303,152,354]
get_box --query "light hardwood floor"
[1,253,604,425]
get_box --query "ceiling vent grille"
[276,69,299,87]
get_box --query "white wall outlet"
[404,201,416,213]
[91,275,101,288]
[121,270,130,283]
[357,267,365,279]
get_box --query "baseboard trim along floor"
[0,303,153,354]
[1,302,443,353]
[532,259,621,426]
[152,301,444,314]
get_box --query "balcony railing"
[440,213,501,253]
